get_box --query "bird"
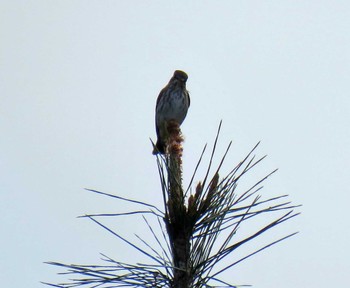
[153,70,190,154]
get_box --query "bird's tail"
[152,138,166,155]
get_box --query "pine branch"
[45,122,300,288]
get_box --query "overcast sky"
[1,1,349,287]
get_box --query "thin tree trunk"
[166,121,191,288]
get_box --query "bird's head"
[173,70,188,83]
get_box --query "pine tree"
[45,121,300,288]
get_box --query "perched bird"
[153,70,190,154]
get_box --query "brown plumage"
[153,70,190,154]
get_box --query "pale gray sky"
[1,1,349,287]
